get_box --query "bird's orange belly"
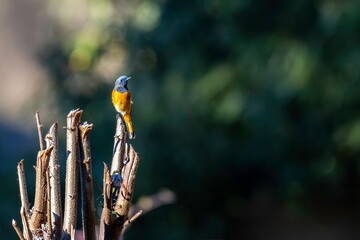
[112,90,131,115]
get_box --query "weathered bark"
[111,115,127,175]
[62,109,82,240]
[114,145,140,218]
[28,147,53,237]
[45,122,62,240]
[20,206,32,240]
[99,164,117,240]
[79,122,96,240]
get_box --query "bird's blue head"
[114,75,131,92]
[115,75,131,87]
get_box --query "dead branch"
[12,219,26,240]
[45,122,62,240]
[62,109,82,240]
[17,160,29,219]
[98,163,117,240]
[79,122,96,240]
[20,206,32,240]
[46,170,53,238]
[114,144,140,217]
[29,146,54,237]
[35,110,45,151]
[98,114,142,239]
[14,108,144,240]
[131,189,176,216]
[111,114,127,175]
[123,210,143,230]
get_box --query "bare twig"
[110,114,127,174]
[20,206,32,240]
[123,210,143,230]
[35,110,45,151]
[12,219,26,240]
[62,109,82,240]
[131,189,176,215]
[45,122,62,239]
[17,160,29,218]
[79,122,96,240]
[29,146,54,236]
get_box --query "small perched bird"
[112,75,135,139]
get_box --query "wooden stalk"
[114,144,140,217]
[99,115,142,239]
[123,210,143,230]
[62,109,82,240]
[28,146,53,236]
[20,206,32,240]
[17,160,29,219]
[79,122,96,240]
[99,163,116,240]
[12,219,26,240]
[110,114,127,175]
[70,225,75,240]
[46,170,53,238]
[45,122,62,239]
[35,110,45,151]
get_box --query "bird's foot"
[128,132,135,139]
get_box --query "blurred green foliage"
[4,0,360,239]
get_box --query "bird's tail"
[124,114,135,139]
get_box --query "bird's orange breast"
[112,90,131,114]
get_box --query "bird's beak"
[126,77,131,81]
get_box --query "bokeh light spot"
[334,120,360,151]
[89,0,113,25]
[193,64,234,101]
[215,90,243,123]
[69,48,92,71]
[69,27,101,71]
[133,1,161,32]
[95,42,128,81]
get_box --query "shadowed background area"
[2,0,360,239]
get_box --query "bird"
[112,75,135,139]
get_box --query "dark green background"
[2,0,360,239]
